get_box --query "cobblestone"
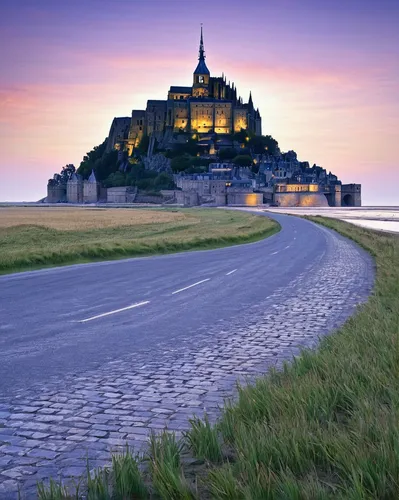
[0,225,374,497]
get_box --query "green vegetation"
[36,218,398,499]
[50,130,280,192]
[184,415,223,464]
[148,431,194,499]
[110,446,148,498]
[103,166,175,191]
[76,140,119,182]
[0,208,278,275]
[232,154,253,167]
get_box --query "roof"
[189,97,233,103]
[112,117,130,124]
[70,173,82,182]
[147,100,167,105]
[194,59,210,75]
[169,86,192,94]
[88,170,97,183]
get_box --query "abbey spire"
[199,25,205,61]
[193,25,210,77]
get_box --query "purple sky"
[1,0,398,204]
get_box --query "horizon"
[1,0,398,205]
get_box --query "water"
[266,207,399,234]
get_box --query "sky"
[0,0,398,205]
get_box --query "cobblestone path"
[0,223,374,498]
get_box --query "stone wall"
[341,184,361,206]
[274,192,329,207]
[107,187,137,204]
[190,102,214,133]
[83,181,99,203]
[134,193,163,204]
[175,191,199,206]
[47,185,66,203]
[106,117,131,152]
[233,108,247,132]
[227,192,263,206]
[128,110,146,154]
[67,181,83,204]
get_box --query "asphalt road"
[0,212,366,394]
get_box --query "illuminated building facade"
[108,28,262,153]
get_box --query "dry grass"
[0,207,187,230]
[0,207,279,275]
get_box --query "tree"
[103,171,126,188]
[154,172,175,190]
[233,155,253,167]
[166,138,201,158]
[233,128,249,144]
[248,134,279,155]
[171,154,192,173]
[190,156,212,169]
[218,148,236,161]
[60,164,76,183]
[76,140,107,179]
[94,149,119,181]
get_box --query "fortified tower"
[83,170,100,203]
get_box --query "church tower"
[192,26,210,97]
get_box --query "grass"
[148,431,195,499]
[184,415,223,464]
[0,207,279,275]
[202,218,399,499]
[36,218,398,498]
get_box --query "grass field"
[0,207,278,275]
[36,218,399,499]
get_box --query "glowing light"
[245,193,259,206]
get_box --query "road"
[0,212,374,496]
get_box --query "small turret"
[88,169,97,183]
[248,91,254,110]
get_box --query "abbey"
[107,28,262,154]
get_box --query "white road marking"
[271,251,279,255]
[79,301,150,323]
[226,269,238,275]
[172,278,210,295]
[284,245,290,250]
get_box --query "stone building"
[83,170,100,203]
[106,117,131,153]
[341,184,361,206]
[47,183,66,203]
[107,27,262,154]
[66,173,83,203]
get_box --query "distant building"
[107,27,262,155]
[46,28,361,208]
